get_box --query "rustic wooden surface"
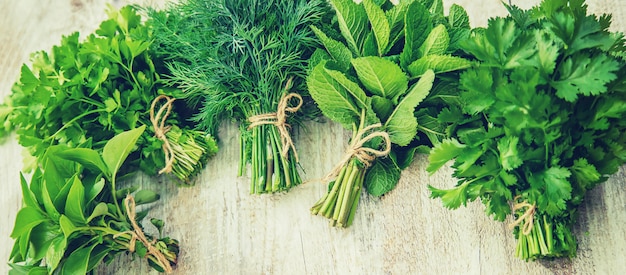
[1,0,625,274]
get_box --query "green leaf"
[307,62,361,129]
[535,30,561,75]
[448,4,470,29]
[134,189,161,205]
[385,70,434,146]
[59,215,77,239]
[87,202,110,222]
[407,54,471,77]
[45,235,66,272]
[570,158,601,187]
[400,1,431,68]
[41,181,61,221]
[19,173,39,208]
[85,178,105,206]
[10,207,46,238]
[60,242,98,275]
[427,138,466,174]
[552,53,619,102]
[311,25,352,71]
[365,158,401,196]
[324,67,368,108]
[419,24,449,57]
[351,56,408,101]
[65,175,86,224]
[363,0,389,56]
[102,125,146,177]
[530,167,572,216]
[371,96,394,122]
[329,0,369,55]
[56,148,110,177]
[428,180,471,209]
[497,136,523,171]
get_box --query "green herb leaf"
[400,1,431,68]
[134,190,161,205]
[102,125,146,178]
[56,148,110,177]
[427,138,466,174]
[65,175,87,224]
[308,62,361,129]
[10,207,46,239]
[330,0,369,55]
[363,0,389,56]
[365,158,401,196]
[351,56,408,101]
[407,54,471,77]
[311,25,352,71]
[385,70,434,146]
[552,53,619,101]
[419,24,450,57]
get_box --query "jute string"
[247,78,303,162]
[322,123,391,183]
[508,196,536,235]
[124,195,173,273]
[150,95,176,174]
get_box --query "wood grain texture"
[1,1,625,274]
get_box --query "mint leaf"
[419,24,450,57]
[329,0,369,55]
[365,158,401,196]
[400,1,431,68]
[385,70,434,146]
[102,125,146,178]
[307,62,361,129]
[351,56,408,101]
[362,0,389,55]
[311,25,352,71]
[407,54,471,77]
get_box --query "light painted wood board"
[1,0,625,274]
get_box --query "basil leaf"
[64,175,87,224]
[10,207,46,238]
[56,148,110,177]
[102,125,146,178]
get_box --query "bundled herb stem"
[9,127,179,274]
[307,0,471,227]
[0,5,218,183]
[427,0,626,260]
[150,0,327,193]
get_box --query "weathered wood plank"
[1,1,625,274]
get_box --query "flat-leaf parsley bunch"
[427,0,626,260]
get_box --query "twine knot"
[150,95,176,174]
[322,123,391,183]
[508,196,536,235]
[124,195,173,273]
[247,78,302,162]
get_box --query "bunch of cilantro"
[148,0,328,194]
[427,0,626,260]
[0,5,217,183]
[307,0,472,227]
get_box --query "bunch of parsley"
[0,5,217,183]
[427,0,626,260]
[149,0,328,193]
[307,0,472,227]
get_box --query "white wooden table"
[1,0,625,274]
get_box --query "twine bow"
[123,195,173,273]
[150,95,176,174]
[508,196,536,235]
[247,78,303,162]
[322,123,391,183]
